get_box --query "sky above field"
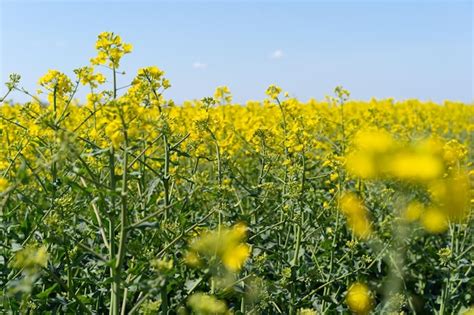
[0,0,472,103]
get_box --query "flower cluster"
[90,31,132,68]
[38,69,73,105]
[185,223,251,272]
[74,66,106,89]
[339,193,372,239]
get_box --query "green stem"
[109,147,118,315]
[163,134,170,219]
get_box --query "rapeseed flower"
[186,223,250,272]
[346,282,373,314]
[90,32,132,68]
[339,193,372,239]
[0,178,9,192]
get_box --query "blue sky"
[1,0,472,103]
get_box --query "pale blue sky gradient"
[1,0,472,103]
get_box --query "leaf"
[36,283,58,299]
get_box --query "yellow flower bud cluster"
[214,86,232,105]
[38,69,73,105]
[90,32,132,68]
[265,84,282,100]
[74,66,106,89]
[126,66,171,109]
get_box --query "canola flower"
[346,130,444,182]
[339,192,372,239]
[346,282,373,314]
[420,207,449,234]
[10,245,49,271]
[38,69,73,106]
[265,84,282,100]
[90,31,132,68]
[214,85,232,105]
[187,293,230,315]
[186,223,251,272]
[0,177,9,192]
[345,130,471,234]
[75,66,106,88]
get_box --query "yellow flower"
[421,208,448,234]
[266,84,282,100]
[0,178,9,192]
[151,258,173,273]
[75,66,106,88]
[346,152,376,179]
[38,70,73,105]
[222,243,251,271]
[353,130,394,154]
[10,245,49,271]
[184,251,201,267]
[339,193,372,239]
[403,201,424,222]
[346,130,448,182]
[187,293,229,315]
[443,139,467,165]
[345,130,394,179]
[90,32,132,68]
[187,223,251,272]
[104,120,124,149]
[214,86,232,105]
[389,152,443,181]
[429,173,470,222]
[346,282,373,314]
[298,308,318,315]
[122,43,133,53]
[340,193,365,216]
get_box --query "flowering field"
[1,33,473,314]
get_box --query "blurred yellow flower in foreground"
[186,223,251,272]
[346,282,373,314]
[0,178,9,192]
[339,193,372,239]
[10,245,49,271]
[403,201,424,222]
[346,130,446,182]
[187,293,229,315]
[429,173,471,222]
[222,243,251,272]
[388,152,443,181]
[421,208,448,234]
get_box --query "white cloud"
[270,49,284,59]
[192,61,207,69]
